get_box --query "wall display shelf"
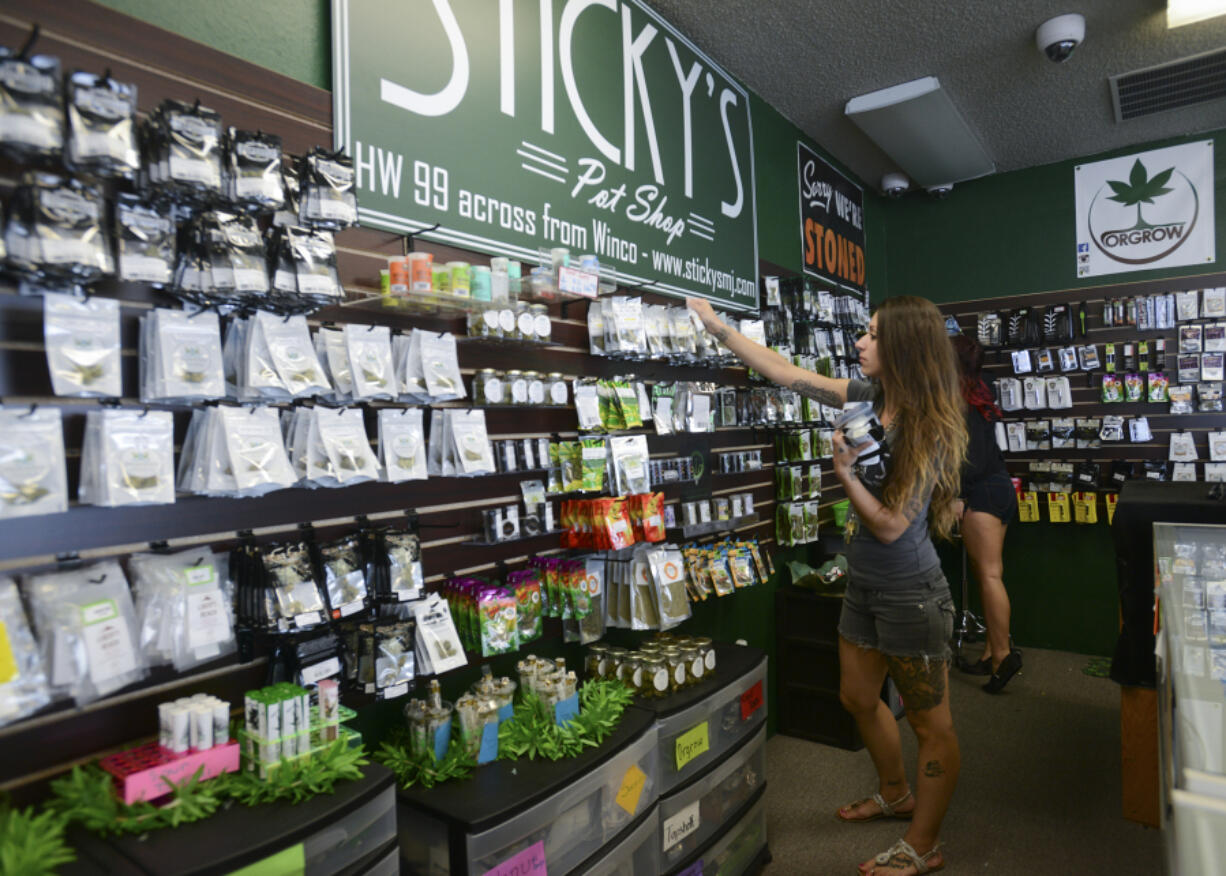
[630,644,767,795]
[63,764,395,875]
[668,514,761,540]
[396,706,659,875]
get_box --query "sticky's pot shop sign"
[798,141,865,294]
[1074,141,1215,278]
[333,0,759,311]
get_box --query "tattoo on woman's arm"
[710,325,730,344]
[789,379,841,407]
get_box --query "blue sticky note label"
[498,702,514,722]
[554,693,580,726]
[433,718,451,762]
[478,722,500,764]
[677,860,703,876]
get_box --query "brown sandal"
[836,789,914,823]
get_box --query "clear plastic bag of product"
[43,292,121,398]
[226,129,284,212]
[78,408,176,507]
[311,407,380,487]
[0,48,64,162]
[384,530,425,602]
[115,195,175,286]
[649,546,690,630]
[262,542,326,631]
[420,331,465,400]
[345,323,399,400]
[218,405,296,496]
[0,406,68,519]
[319,535,368,619]
[0,576,52,726]
[64,72,138,178]
[609,434,650,495]
[26,561,147,705]
[140,307,226,403]
[297,148,357,230]
[129,549,234,671]
[449,410,495,475]
[379,407,427,482]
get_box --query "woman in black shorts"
[950,334,1021,693]
[688,295,966,876]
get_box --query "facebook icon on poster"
[1077,243,1090,253]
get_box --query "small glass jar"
[604,646,627,681]
[474,369,504,406]
[546,372,568,407]
[515,302,535,340]
[692,636,715,674]
[680,644,704,685]
[640,654,668,698]
[660,646,687,693]
[530,303,551,342]
[525,371,546,406]
[506,369,528,405]
[585,644,607,680]
[655,632,677,645]
[497,307,516,336]
[617,652,643,692]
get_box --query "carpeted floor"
[762,647,1164,874]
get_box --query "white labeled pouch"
[43,292,122,398]
[0,406,68,519]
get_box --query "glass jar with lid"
[640,654,668,698]
[525,371,546,406]
[680,644,704,685]
[585,644,607,680]
[617,652,643,692]
[473,369,505,406]
[515,302,535,340]
[497,306,516,337]
[529,303,551,342]
[506,369,529,405]
[603,646,627,681]
[660,646,687,693]
[692,637,715,674]
[546,372,568,406]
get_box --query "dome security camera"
[926,183,954,199]
[1036,13,1085,63]
[881,172,910,198]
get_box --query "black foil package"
[172,211,268,306]
[269,225,343,306]
[4,171,112,282]
[297,148,357,230]
[0,47,63,161]
[144,99,224,202]
[226,129,285,213]
[65,71,139,178]
[115,194,175,286]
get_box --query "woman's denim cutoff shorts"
[837,569,955,661]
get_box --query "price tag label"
[482,840,547,876]
[556,265,599,298]
[662,800,701,850]
[615,763,648,815]
[675,721,710,771]
[740,680,764,720]
[301,656,341,686]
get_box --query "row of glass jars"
[585,636,715,698]
[473,369,569,407]
[467,302,552,342]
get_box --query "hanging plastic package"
[6,173,112,282]
[420,331,466,400]
[212,212,269,301]
[64,71,138,178]
[396,329,429,402]
[146,99,223,200]
[115,195,175,286]
[298,148,357,230]
[449,409,495,475]
[287,227,343,304]
[319,535,369,619]
[225,129,284,212]
[345,323,399,400]
[0,576,52,727]
[379,407,428,482]
[315,326,354,402]
[140,307,226,403]
[649,546,692,630]
[383,529,425,602]
[311,407,380,487]
[43,292,121,398]
[0,46,63,161]
[0,406,68,519]
[411,593,467,675]
[78,408,176,506]
[244,310,330,399]
[129,549,234,671]
[609,434,650,495]
[262,542,327,632]
[26,560,147,705]
[218,405,296,496]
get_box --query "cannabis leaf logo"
[1106,159,1175,229]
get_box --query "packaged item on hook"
[449,409,495,475]
[64,71,138,178]
[312,326,351,402]
[218,405,296,496]
[243,310,330,399]
[0,47,63,161]
[145,99,224,200]
[0,577,51,727]
[139,307,226,402]
[43,292,121,398]
[649,546,691,630]
[318,535,369,619]
[412,593,467,675]
[26,560,147,705]
[261,542,326,632]
[609,434,650,495]
[381,528,425,602]
[378,407,428,482]
[210,212,269,299]
[0,406,68,519]
[115,196,175,286]
[6,173,112,282]
[509,570,543,644]
[129,548,234,671]
[362,622,415,696]
[269,226,344,304]
[298,148,357,230]
[420,331,466,400]
[477,586,519,657]
[79,408,176,507]
[225,129,284,212]
[345,323,399,400]
[306,407,380,487]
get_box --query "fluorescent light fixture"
[844,76,995,188]
[1168,0,1226,28]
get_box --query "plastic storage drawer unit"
[671,787,768,876]
[573,803,661,876]
[398,707,659,875]
[659,725,766,869]
[304,784,396,874]
[647,645,768,794]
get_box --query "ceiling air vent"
[1110,48,1226,122]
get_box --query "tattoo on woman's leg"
[923,759,944,777]
[885,655,947,711]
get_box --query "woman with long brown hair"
[688,295,967,876]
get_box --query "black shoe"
[956,655,992,676]
[983,650,1023,694]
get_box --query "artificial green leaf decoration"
[219,740,368,807]
[497,679,634,762]
[374,730,476,790]
[1106,159,1175,228]
[0,803,75,875]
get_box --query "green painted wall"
[94,0,332,90]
